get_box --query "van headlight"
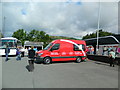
[38,53,43,56]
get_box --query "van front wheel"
[43,57,51,64]
[76,57,82,63]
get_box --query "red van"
[35,39,87,64]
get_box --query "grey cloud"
[1,2,118,38]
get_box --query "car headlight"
[38,53,43,56]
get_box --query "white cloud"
[1,1,118,39]
[0,3,2,33]
[1,0,120,2]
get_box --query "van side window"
[51,43,60,51]
[73,44,85,51]
[82,45,86,51]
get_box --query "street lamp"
[96,0,101,55]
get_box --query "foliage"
[12,29,52,47]
[0,32,4,38]
[12,29,116,47]
[12,29,27,45]
[82,29,114,39]
[12,29,79,47]
[50,36,78,40]
[27,30,51,47]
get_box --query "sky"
[0,0,119,39]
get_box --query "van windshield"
[44,43,53,50]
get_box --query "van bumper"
[81,56,87,60]
[35,56,44,63]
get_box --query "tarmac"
[1,56,118,88]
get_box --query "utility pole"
[2,16,6,37]
[96,0,101,55]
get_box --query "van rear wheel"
[43,57,51,64]
[76,57,82,63]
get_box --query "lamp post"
[96,0,101,55]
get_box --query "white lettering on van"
[75,52,82,55]
[69,52,73,55]
[62,52,66,55]
[51,52,59,55]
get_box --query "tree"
[12,29,27,45]
[27,30,51,47]
[26,29,38,41]
[0,32,4,38]
[98,30,114,37]
[12,29,52,47]
[82,30,114,39]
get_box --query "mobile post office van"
[35,39,87,64]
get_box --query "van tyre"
[76,57,82,63]
[43,57,51,64]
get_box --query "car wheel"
[76,57,82,63]
[43,57,51,64]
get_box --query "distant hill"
[50,36,79,40]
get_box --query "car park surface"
[2,57,118,88]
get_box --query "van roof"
[52,39,86,45]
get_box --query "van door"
[60,43,75,61]
[50,43,61,61]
